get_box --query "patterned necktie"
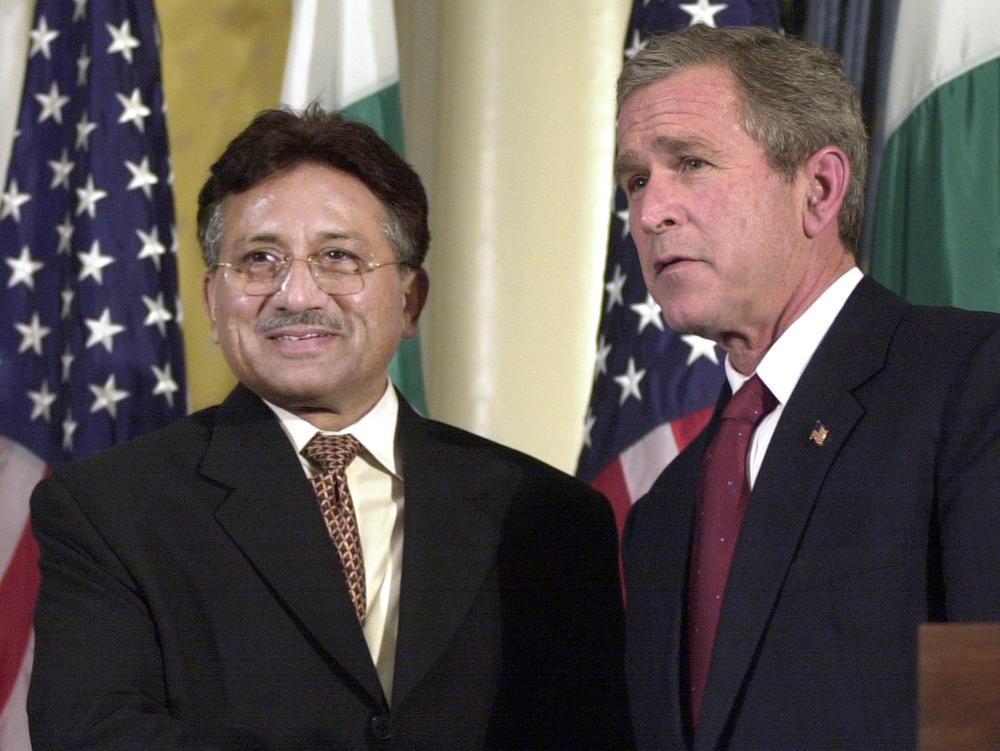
[687,374,777,728]
[302,432,367,624]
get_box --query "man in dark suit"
[615,25,1000,750]
[28,106,633,750]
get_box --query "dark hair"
[619,26,868,255]
[197,104,430,268]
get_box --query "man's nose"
[274,257,329,307]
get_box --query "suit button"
[369,714,393,740]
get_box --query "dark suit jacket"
[29,386,633,750]
[623,277,1000,750]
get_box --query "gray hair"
[618,25,868,254]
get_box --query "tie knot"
[723,374,777,427]
[302,432,363,473]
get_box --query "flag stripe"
[870,0,1000,313]
[0,521,39,713]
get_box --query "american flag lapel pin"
[809,421,829,446]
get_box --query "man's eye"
[315,249,361,272]
[682,158,707,171]
[625,175,647,195]
[239,249,282,267]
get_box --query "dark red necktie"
[687,374,776,728]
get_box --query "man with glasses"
[28,106,633,751]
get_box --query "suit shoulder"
[44,404,219,485]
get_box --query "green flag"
[282,0,427,412]
[869,0,1000,313]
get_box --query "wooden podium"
[919,623,1000,750]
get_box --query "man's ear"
[802,146,850,239]
[401,267,429,340]
[202,271,221,344]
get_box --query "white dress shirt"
[266,384,404,702]
[724,267,864,487]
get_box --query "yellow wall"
[159,0,292,410]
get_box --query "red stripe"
[671,406,715,453]
[0,520,40,712]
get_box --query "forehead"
[617,63,745,152]
[221,162,388,238]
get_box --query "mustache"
[255,310,347,334]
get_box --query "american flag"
[576,0,780,535]
[0,0,186,743]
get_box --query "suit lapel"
[696,278,909,748]
[389,401,514,707]
[202,386,384,704]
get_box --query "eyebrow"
[235,230,365,246]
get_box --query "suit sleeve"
[935,323,1000,620]
[28,473,246,751]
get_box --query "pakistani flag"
[281,0,427,412]
[869,0,1000,313]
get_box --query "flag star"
[151,363,179,407]
[595,333,612,376]
[624,29,646,60]
[117,88,151,132]
[604,264,627,312]
[125,156,158,197]
[63,410,79,452]
[106,19,141,64]
[28,380,59,422]
[84,308,126,352]
[75,111,97,150]
[77,240,115,284]
[174,294,184,325]
[48,148,76,189]
[169,225,179,254]
[76,44,91,86]
[89,373,130,418]
[29,15,60,59]
[680,0,729,27]
[35,80,72,124]
[5,246,44,289]
[136,225,166,269]
[75,174,108,217]
[1,178,32,222]
[56,213,75,254]
[582,409,596,449]
[73,0,87,22]
[682,334,720,365]
[616,205,631,239]
[15,312,52,355]
[61,285,75,319]
[614,357,646,406]
[142,293,173,335]
[631,293,665,333]
[62,344,75,380]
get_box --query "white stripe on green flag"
[869,1,1000,313]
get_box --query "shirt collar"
[264,383,401,479]
[725,267,864,403]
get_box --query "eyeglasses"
[211,250,410,296]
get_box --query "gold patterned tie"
[302,433,367,623]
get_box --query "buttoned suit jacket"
[623,277,1000,750]
[29,385,633,750]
